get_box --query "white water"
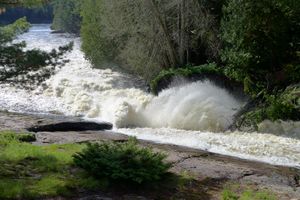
[1,25,300,168]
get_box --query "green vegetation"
[73,137,171,184]
[71,0,299,125]
[0,132,209,199]
[222,188,276,200]
[80,0,116,69]
[150,63,222,94]
[221,0,300,96]
[51,0,82,34]
[0,17,73,89]
[0,132,36,143]
[79,0,223,81]
[237,85,300,129]
[0,17,30,36]
[51,0,299,107]
[0,131,107,199]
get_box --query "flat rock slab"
[27,121,113,132]
[140,141,300,200]
[0,111,113,132]
[0,111,83,132]
[35,131,127,144]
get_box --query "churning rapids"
[1,25,299,168]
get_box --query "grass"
[0,131,280,199]
[222,183,276,200]
[0,131,225,199]
[0,131,214,199]
[0,131,105,199]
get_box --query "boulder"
[27,121,113,132]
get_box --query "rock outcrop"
[27,121,113,132]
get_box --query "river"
[1,24,299,168]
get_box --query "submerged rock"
[27,121,113,132]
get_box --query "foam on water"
[45,67,242,131]
[1,25,300,167]
[118,128,300,167]
[0,84,68,114]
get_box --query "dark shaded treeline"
[0,5,52,24]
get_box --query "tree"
[221,0,300,95]
[0,17,73,89]
[80,0,222,81]
[51,0,82,34]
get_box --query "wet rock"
[51,30,65,34]
[27,121,113,132]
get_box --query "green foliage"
[0,18,73,88]
[0,132,36,143]
[80,0,223,81]
[73,137,171,184]
[80,0,118,67]
[0,41,73,89]
[265,85,300,121]
[17,133,36,142]
[51,0,82,34]
[0,131,107,199]
[238,85,300,128]
[21,0,47,7]
[150,63,222,94]
[222,189,276,200]
[222,189,239,200]
[283,63,300,84]
[221,0,300,95]
[0,17,31,38]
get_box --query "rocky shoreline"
[0,111,299,199]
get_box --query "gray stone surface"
[1,111,300,199]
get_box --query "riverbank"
[0,111,299,199]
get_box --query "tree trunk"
[148,0,179,68]
[179,0,186,65]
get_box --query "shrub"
[236,85,300,129]
[265,85,300,121]
[73,138,171,184]
[17,133,36,142]
[150,63,222,94]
